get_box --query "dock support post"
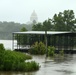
[45,31,48,57]
[12,33,14,50]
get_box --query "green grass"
[0,44,40,71]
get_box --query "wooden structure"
[12,31,76,53]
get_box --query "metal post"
[12,33,14,50]
[17,34,18,50]
[45,31,48,57]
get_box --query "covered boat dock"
[12,31,76,54]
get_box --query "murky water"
[0,40,76,75]
[0,54,76,75]
[0,40,12,50]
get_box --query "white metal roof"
[13,31,70,35]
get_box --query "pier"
[12,31,76,54]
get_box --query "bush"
[48,46,55,56]
[29,42,46,55]
[0,49,39,71]
[0,43,5,51]
[24,61,39,72]
[59,50,64,56]
[11,61,39,72]
[38,42,46,54]
[0,44,5,67]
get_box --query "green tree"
[21,27,27,32]
[42,19,53,31]
[32,19,53,31]
[15,27,27,45]
[53,10,76,31]
[53,13,66,31]
[32,23,42,31]
[63,10,76,31]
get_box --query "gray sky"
[0,0,76,24]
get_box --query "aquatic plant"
[48,46,55,56]
[29,41,46,55]
[59,50,64,56]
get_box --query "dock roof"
[13,31,71,35]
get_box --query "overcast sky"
[0,0,76,24]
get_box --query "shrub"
[29,42,39,54]
[0,44,5,67]
[24,61,39,72]
[48,46,55,56]
[0,49,39,71]
[0,43,5,51]
[59,50,64,56]
[38,42,46,54]
[29,42,46,55]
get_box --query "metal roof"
[13,31,70,35]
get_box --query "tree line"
[32,10,76,31]
[0,21,32,40]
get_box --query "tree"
[53,10,76,31]
[15,27,27,46]
[53,13,66,31]
[63,10,76,31]
[32,19,53,31]
[32,23,42,31]
[42,19,53,31]
[20,27,27,45]
[20,27,27,32]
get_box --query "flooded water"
[0,40,76,75]
[0,40,12,50]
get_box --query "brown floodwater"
[0,54,76,75]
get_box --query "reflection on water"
[0,54,76,75]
